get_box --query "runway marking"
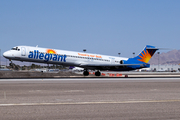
[1,99,180,107]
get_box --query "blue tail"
[125,45,158,64]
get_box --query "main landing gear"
[95,71,101,76]
[83,70,89,76]
[83,70,101,77]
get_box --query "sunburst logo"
[46,49,56,54]
[137,50,152,63]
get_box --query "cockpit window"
[11,47,20,51]
[11,48,16,50]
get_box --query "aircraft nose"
[3,51,12,58]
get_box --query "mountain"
[149,49,180,65]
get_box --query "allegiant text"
[28,50,67,62]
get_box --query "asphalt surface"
[0,78,180,120]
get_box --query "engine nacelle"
[120,60,124,64]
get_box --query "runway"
[0,78,180,119]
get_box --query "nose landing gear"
[9,60,20,70]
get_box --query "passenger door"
[21,47,26,56]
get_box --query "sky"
[1,0,180,58]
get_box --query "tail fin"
[125,45,159,64]
[135,45,158,63]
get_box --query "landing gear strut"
[9,60,13,66]
[9,60,20,70]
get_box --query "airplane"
[3,45,158,76]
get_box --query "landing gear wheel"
[95,71,101,76]
[83,71,89,76]
[9,61,13,67]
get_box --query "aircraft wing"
[80,63,143,67]
[79,63,149,70]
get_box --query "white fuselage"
[3,46,128,70]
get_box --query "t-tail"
[123,45,159,64]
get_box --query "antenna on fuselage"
[36,45,38,47]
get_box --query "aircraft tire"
[95,71,101,76]
[83,71,89,76]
